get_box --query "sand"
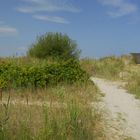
[91,77,140,140]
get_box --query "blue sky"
[0,0,140,58]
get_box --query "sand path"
[91,77,140,140]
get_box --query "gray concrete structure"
[131,53,140,64]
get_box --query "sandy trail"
[91,77,140,140]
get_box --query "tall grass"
[81,56,125,80]
[114,55,140,98]
[0,83,105,140]
[125,72,140,99]
[41,101,99,140]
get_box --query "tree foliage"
[27,32,81,60]
[0,59,89,90]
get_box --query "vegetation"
[0,58,88,90]
[81,56,125,80]
[27,32,81,60]
[0,54,105,139]
[125,72,140,98]
[80,58,94,76]
[1,33,122,139]
[81,54,140,99]
[96,55,140,99]
[121,62,140,99]
[0,82,105,140]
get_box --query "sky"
[0,0,140,58]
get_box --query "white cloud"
[33,15,69,24]
[17,0,80,13]
[0,26,18,34]
[17,0,80,24]
[98,0,137,18]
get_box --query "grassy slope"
[81,56,125,80]
[123,64,140,99]
[81,55,140,99]
[0,57,106,140]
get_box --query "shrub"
[27,32,81,60]
[0,59,89,90]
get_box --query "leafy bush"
[80,58,94,76]
[0,59,89,90]
[27,32,81,60]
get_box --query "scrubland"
[0,57,105,140]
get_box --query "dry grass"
[0,83,106,140]
[81,56,125,80]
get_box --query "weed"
[0,92,10,139]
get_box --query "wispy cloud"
[0,26,18,35]
[17,0,80,13]
[33,15,69,24]
[98,0,138,18]
[17,0,80,24]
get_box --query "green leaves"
[27,32,81,60]
[0,59,89,90]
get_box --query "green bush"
[27,32,81,60]
[0,59,89,90]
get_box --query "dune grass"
[0,83,105,140]
[81,55,140,99]
[124,69,140,99]
[81,56,125,80]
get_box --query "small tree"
[27,32,81,60]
